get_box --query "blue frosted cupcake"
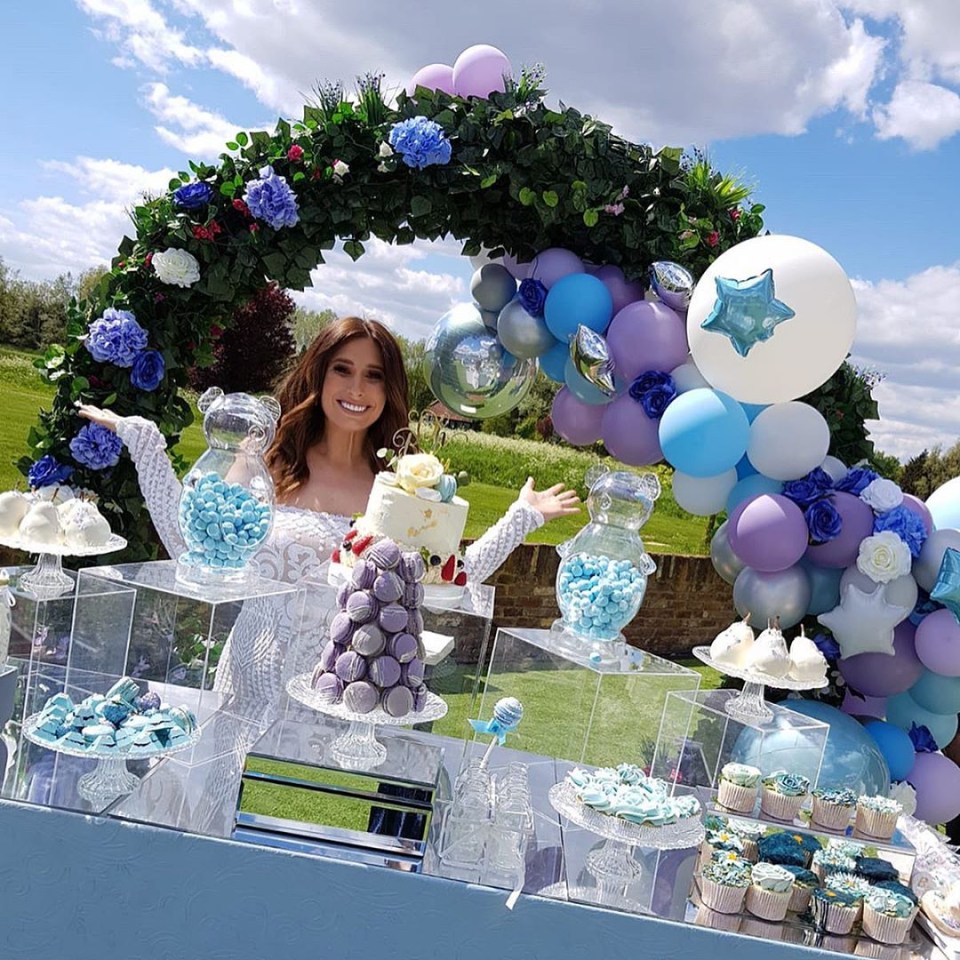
[757,831,807,868]
[812,887,863,935]
[760,771,809,822]
[856,795,902,840]
[811,787,857,830]
[854,856,899,884]
[781,865,820,913]
[862,887,917,944]
[700,858,752,914]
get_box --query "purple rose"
[835,466,878,496]
[908,723,938,754]
[173,182,213,210]
[628,370,677,419]
[69,422,123,471]
[782,468,834,508]
[130,349,165,391]
[805,497,843,543]
[873,505,928,558]
[27,455,74,489]
[518,278,548,318]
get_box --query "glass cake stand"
[286,672,448,770]
[0,533,127,600]
[692,646,828,722]
[22,713,201,805]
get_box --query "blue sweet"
[557,553,645,641]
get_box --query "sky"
[1,1,959,462]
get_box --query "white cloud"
[872,80,960,149]
[141,82,250,159]
[42,156,175,204]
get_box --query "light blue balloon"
[909,669,960,715]
[540,340,569,382]
[543,273,614,343]
[734,698,890,795]
[926,475,960,531]
[736,456,758,480]
[658,389,750,478]
[887,690,959,749]
[800,558,843,616]
[564,357,611,406]
[726,474,784,514]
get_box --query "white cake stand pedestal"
[286,673,448,771]
[691,646,828,723]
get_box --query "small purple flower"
[805,497,843,543]
[388,116,452,169]
[908,723,938,754]
[27,455,74,489]
[173,182,213,210]
[628,371,677,419]
[782,468,834,508]
[835,466,878,496]
[518,278,548,317]
[812,632,841,662]
[243,166,300,230]
[85,308,148,367]
[873,505,928,558]
[130,349,165,391]
[69,422,123,471]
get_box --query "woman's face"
[320,336,387,436]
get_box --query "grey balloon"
[733,565,811,629]
[423,303,537,420]
[649,261,694,311]
[470,263,517,313]
[710,521,745,586]
[496,297,555,360]
[913,528,960,592]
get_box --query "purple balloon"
[551,387,605,446]
[838,620,923,697]
[600,393,662,466]
[727,494,809,573]
[530,248,584,289]
[908,751,960,825]
[452,44,512,99]
[915,608,960,677]
[901,493,934,536]
[594,265,645,315]
[606,301,689,383]
[805,491,875,568]
[840,690,887,719]
[406,63,455,96]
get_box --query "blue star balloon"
[700,268,796,358]
[930,547,960,620]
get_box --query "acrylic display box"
[476,627,701,769]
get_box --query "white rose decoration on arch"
[860,477,903,514]
[395,453,444,494]
[857,530,912,584]
[152,248,201,288]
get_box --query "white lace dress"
[117,417,544,714]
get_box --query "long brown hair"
[267,316,409,497]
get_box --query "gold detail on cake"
[423,509,432,519]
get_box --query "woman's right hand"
[75,403,122,433]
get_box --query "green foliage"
[900,445,960,500]
[803,362,882,469]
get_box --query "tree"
[291,305,336,353]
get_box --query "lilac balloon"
[452,44,512,99]
[551,387,605,446]
[600,393,662,466]
[530,248,584,289]
[606,301,689,383]
[915,608,960,677]
[909,751,960,825]
[727,494,809,573]
[840,690,887,719]
[805,491,875,568]
[837,620,922,697]
[594,265,645,314]
[406,63,455,96]
[502,253,532,281]
[901,493,934,536]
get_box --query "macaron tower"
[311,537,429,719]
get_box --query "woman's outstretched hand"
[75,403,122,432]
[517,477,581,523]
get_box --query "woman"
[78,316,579,709]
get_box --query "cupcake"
[756,831,807,868]
[826,871,873,902]
[781,865,820,914]
[855,795,902,840]
[699,829,745,869]
[727,818,765,862]
[699,857,752,914]
[812,787,857,830]
[812,887,863,935]
[703,812,729,833]
[745,862,795,921]
[827,838,865,859]
[717,762,761,813]
[854,856,900,884]
[812,847,857,882]
[794,830,823,864]
[872,880,917,906]
[760,771,810,822]
[862,888,917,945]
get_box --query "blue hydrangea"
[873,504,928,558]
[243,166,299,230]
[173,182,213,210]
[835,466,878,496]
[388,116,453,170]
[69,423,123,471]
[27,455,74,489]
[85,309,148,367]
[130,349,165,392]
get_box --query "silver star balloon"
[649,261,695,311]
[570,325,616,396]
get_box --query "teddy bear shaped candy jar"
[554,469,659,647]
[176,388,281,587]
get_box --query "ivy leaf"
[168,178,182,191]
[542,190,559,208]
[583,209,599,227]
[225,141,239,152]
[343,240,365,261]
[236,131,249,146]
[410,196,432,217]
[480,173,499,189]
[519,187,536,206]
[219,182,237,197]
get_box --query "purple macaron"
[401,658,425,687]
[334,650,367,683]
[406,608,424,638]
[372,571,403,604]
[412,684,428,712]
[343,680,379,714]
[315,673,344,704]
[310,663,326,689]
[319,639,343,672]
[346,589,379,624]
[367,539,400,571]
[402,582,424,608]
[351,623,386,657]
[336,580,352,609]
[398,551,425,584]
[378,602,408,634]
[368,655,402,689]
[387,632,418,664]
[329,612,355,646]
[381,685,414,718]
[351,558,378,590]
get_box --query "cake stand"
[0,533,127,600]
[691,646,828,723]
[22,713,201,806]
[287,672,448,771]
[327,563,464,607]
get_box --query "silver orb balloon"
[496,297,555,359]
[710,520,745,586]
[733,564,811,629]
[470,263,517,313]
[649,261,694,312]
[424,303,537,420]
[571,325,615,395]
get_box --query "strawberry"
[441,556,456,582]
[332,548,341,563]
[352,534,373,556]
[343,529,358,542]
[454,571,467,587]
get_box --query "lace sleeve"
[115,416,187,558]
[462,500,545,584]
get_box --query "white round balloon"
[926,475,960,531]
[687,235,857,404]
[672,468,738,516]
[820,455,848,484]
[670,357,710,394]
[747,402,831,481]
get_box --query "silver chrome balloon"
[423,303,537,420]
[649,261,694,311]
[710,520,745,586]
[570,324,615,396]
[733,565,811,630]
[496,297,555,359]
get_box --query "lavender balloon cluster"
[311,537,428,719]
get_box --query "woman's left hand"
[517,477,581,523]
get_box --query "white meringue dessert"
[0,490,30,538]
[743,618,791,678]
[709,616,755,668]
[60,500,112,549]
[788,629,828,683]
[18,501,63,546]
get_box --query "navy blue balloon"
[863,720,916,782]
[540,340,569,382]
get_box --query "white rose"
[395,454,443,494]
[332,159,350,182]
[888,780,917,818]
[857,530,912,583]
[378,141,394,158]
[152,248,200,288]
[861,477,903,514]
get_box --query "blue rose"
[812,632,841,662]
[873,505,928,558]
[388,116,453,170]
[628,370,677,419]
[85,308,148,367]
[243,166,299,230]
[27,455,74,489]
[130,349,165,391]
[835,466,879,496]
[908,722,938,754]
[518,278,548,317]
[805,497,843,543]
[173,182,213,210]
[782,467,834,507]
[69,423,123,471]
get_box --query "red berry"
[454,572,467,587]
[441,556,456,582]
[332,548,341,563]
[343,529,358,542]
[352,534,373,556]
